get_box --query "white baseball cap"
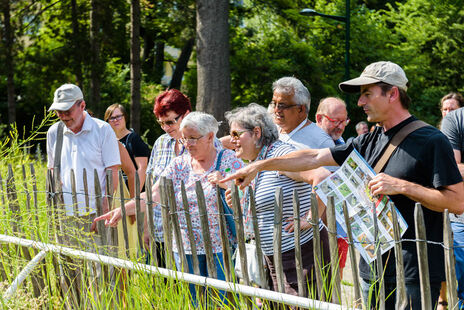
[339,61,409,93]
[49,84,84,111]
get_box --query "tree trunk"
[169,37,194,90]
[70,0,83,88]
[130,0,141,133]
[89,0,102,114]
[142,27,155,79]
[2,0,16,125]
[196,0,230,134]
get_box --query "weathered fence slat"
[83,168,90,214]
[118,171,130,259]
[390,202,407,309]
[443,209,458,309]
[181,181,199,275]
[145,173,158,266]
[94,169,107,250]
[160,177,174,269]
[30,164,40,237]
[166,178,186,271]
[105,170,118,258]
[195,180,217,279]
[342,201,361,307]
[414,203,432,309]
[326,196,341,304]
[292,189,305,297]
[232,185,249,285]
[21,165,31,217]
[0,171,5,206]
[310,193,324,301]
[249,187,268,290]
[134,172,145,256]
[372,202,385,310]
[273,187,285,294]
[215,185,232,282]
[70,170,79,217]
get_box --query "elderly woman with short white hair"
[96,111,244,302]
[224,103,330,297]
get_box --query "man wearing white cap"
[222,61,464,309]
[47,83,120,245]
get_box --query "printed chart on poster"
[314,149,408,263]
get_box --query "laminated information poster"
[314,149,408,263]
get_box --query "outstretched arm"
[221,148,336,190]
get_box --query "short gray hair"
[355,121,368,131]
[225,103,279,147]
[272,77,311,114]
[180,111,219,136]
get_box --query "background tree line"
[0,0,463,145]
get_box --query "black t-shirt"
[119,130,151,169]
[330,116,462,283]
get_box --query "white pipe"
[3,250,47,301]
[0,234,358,309]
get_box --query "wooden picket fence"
[0,163,460,309]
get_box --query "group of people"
[47,60,464,309]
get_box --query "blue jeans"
[361,277,440,310]
[174,252,227,303]
[452,222,464,309]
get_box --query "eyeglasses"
[269,102,299,111]
[179,136,204,145]
[156,114,182,127]
[322,114,350,126]
[230,130,249,140]
[108,114,124,122]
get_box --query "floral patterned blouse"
[161,148,244,254]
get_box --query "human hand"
[208,171,228,189]
[368,173,405,196]
[225,188,232,207]
[94,208,122,227]
[284,217,312,233]
[220,163,259,191]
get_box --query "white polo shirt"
[47,111,121,215]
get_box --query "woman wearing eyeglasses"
[104,104,151,192]
[96,111,244,303]
[224,103,331,298]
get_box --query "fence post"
[342,201,361,307]
[389,202,407,309]
[83,168,90,214]
[443,209,458,309]
[249,187,268,290]
[0,171,5,207]
[160,177,174,269]
[118,171,130,259]
[372,202,385,310]
[326,196,341,304]
[21,165,32,236]
[29,164,40,238]
[134,172,145,258]
[195,180,217,279]
[292,189,305,297]
[145,173,158,266]
[215,185,232,282]
[166,178,186,271]
[180,181,199,275]
[310,193,324,301]
[414,203,432,310]
[105,170,118,258]
[273,187,285,294]
[70,169,79,217]
[94,169,107,250]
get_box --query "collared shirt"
[146,133,223,241]
[47,111,121,215]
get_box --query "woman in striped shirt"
[225,103,330,297]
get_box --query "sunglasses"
[157,114,182,127]
[230,130,250,140]
[322,114,350,126]
[108,114,124,122]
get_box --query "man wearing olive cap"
[222,61,464,309]
[47,84,120,245]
